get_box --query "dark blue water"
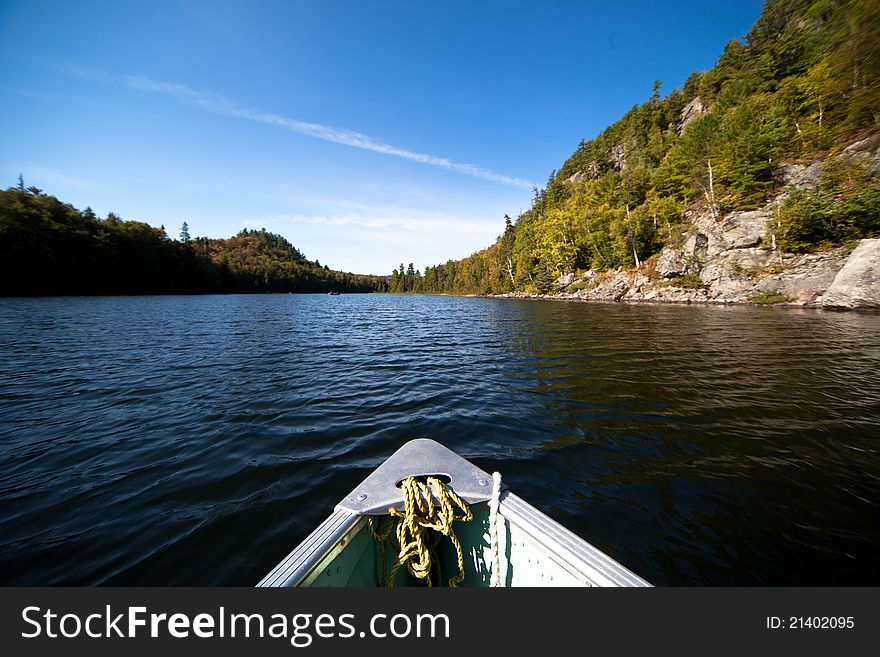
[1,294,878,585]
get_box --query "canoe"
[258,439,650,587]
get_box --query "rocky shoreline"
[492,237,878,310]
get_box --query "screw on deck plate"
[357,493,368,501]
[478,479,489,486]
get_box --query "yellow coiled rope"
[368,476,473,587]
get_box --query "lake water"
[1,294,878,585]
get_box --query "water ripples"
[0,294,878,585]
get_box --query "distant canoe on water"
[328,291,340,296]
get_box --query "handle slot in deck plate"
[336,439,494,515]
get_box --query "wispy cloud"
[63,65,534,189]
[277,211,496,238]
[251,199,498,240]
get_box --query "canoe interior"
[304,503,594,587]
[257,439,650,587]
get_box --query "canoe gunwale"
[498,492,651,587]
[257,509,361,587]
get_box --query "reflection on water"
[0,295,878,585]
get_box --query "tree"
[534,208,577,277]
[498,215,517,289]
[179,222,191,244]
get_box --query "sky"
[0,0,764,275]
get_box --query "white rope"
[488,471,503,587]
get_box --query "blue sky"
[1,0,763,275]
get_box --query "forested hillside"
[413,0,880,295]
[0,184,386,296]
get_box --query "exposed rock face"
[754,250,846,301]
[699,248,769,295]
[564,163,600,185]
[555,272,578,289]
[609,143,627,171]
[716,210,770,249]
[565,171,588,185]
[819,240,880,309]
[778,138,879,194]
[654,248,690,278]
[676,97,707,135]
[642,286,712,303]
[843,136,880,170]
[654,210,772,284]
[780,161,823,190]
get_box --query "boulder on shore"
[819,239,880,309]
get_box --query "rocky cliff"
[495,139,880,311]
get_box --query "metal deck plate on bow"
[336,439,495,515]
